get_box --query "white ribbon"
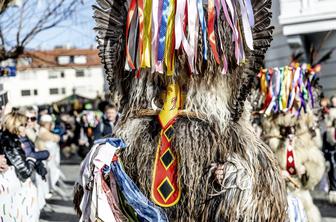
[187,0,198,73]
[238,0,253,50]
[174,0,186,50]
[151,0,160,73]
[79,142,118,222]
[225,0,235,23]
[194,12,199,74]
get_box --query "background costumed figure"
[252,62,327,222]
[74,0,288,221]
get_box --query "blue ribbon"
[157,0,170,62]
[297,68,307,117]
[94,137,127,148]
[111,161,168,222]
[307,77,314,108]
[95,137,167,221]
[197,0,208,61]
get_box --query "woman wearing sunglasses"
[25,106,39,143]
[0,111,47,222]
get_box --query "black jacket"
[93,117,114,140]
[0,130,36,181]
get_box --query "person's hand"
[214,163,225,184]
[0,155,9,172]
[79,139,86,145]
[281,170,290,181]
[35,161,48,180]
[66,130,74,138]
[297,165,306,176]
[62,134,69,141]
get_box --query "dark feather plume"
[233,0,274,121]
[93,0,128,108]
[314,48,335,66]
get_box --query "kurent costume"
[252,64,326,222]
[324,108,336,201]
[74,0,288,221]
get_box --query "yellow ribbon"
[164,0,176,76]
[281,66,291,109]
[141,0,152,68]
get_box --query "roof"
[17,48,102,70]
[53,93,94,105]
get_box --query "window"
[57,56,70,65]
[76,70,85,77]
[21,90,31,96]
[48,71,58,79]
[34,89,38,96]
[74,56,87,64]
[61,88,66,94]
[60,71,65,78]
[49,88,59,95]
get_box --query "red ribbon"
[208,0,220,64]
[125,0,137,70]
[137,0,144,69]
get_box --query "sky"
[28,0,97,50]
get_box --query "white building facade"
[265,0,336,96]
[0,48,105,107]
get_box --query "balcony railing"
[279,0,336,35]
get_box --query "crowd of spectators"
[0,101,118,221]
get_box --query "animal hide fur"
[117,104,286,222]
[78,0,289,221]
[262,112,325,222]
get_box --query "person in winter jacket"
[0,111,47,222]
[93,104,118,140]
[0,111,47,181]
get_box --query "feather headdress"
[93,0,274,121]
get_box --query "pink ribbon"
[151,0,160,73]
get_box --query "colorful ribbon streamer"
[125,0,137,70]
[258,63,321,115]
[164,0,176,76]
[208,0,221,64]
[112,161,169,222]
[122,0,256,75]
[157,0,170,63]
[141,0,152,68]
[197,0,208,61]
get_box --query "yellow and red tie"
[151,83,181,207]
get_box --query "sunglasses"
[27,116,37,122]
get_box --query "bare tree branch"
[0,0,15,13]
[16,0,26,46]
[0,0,84,62]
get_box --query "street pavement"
[39,157,80,222]
[39,157,336,222]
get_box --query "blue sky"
[28,0,97,50]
